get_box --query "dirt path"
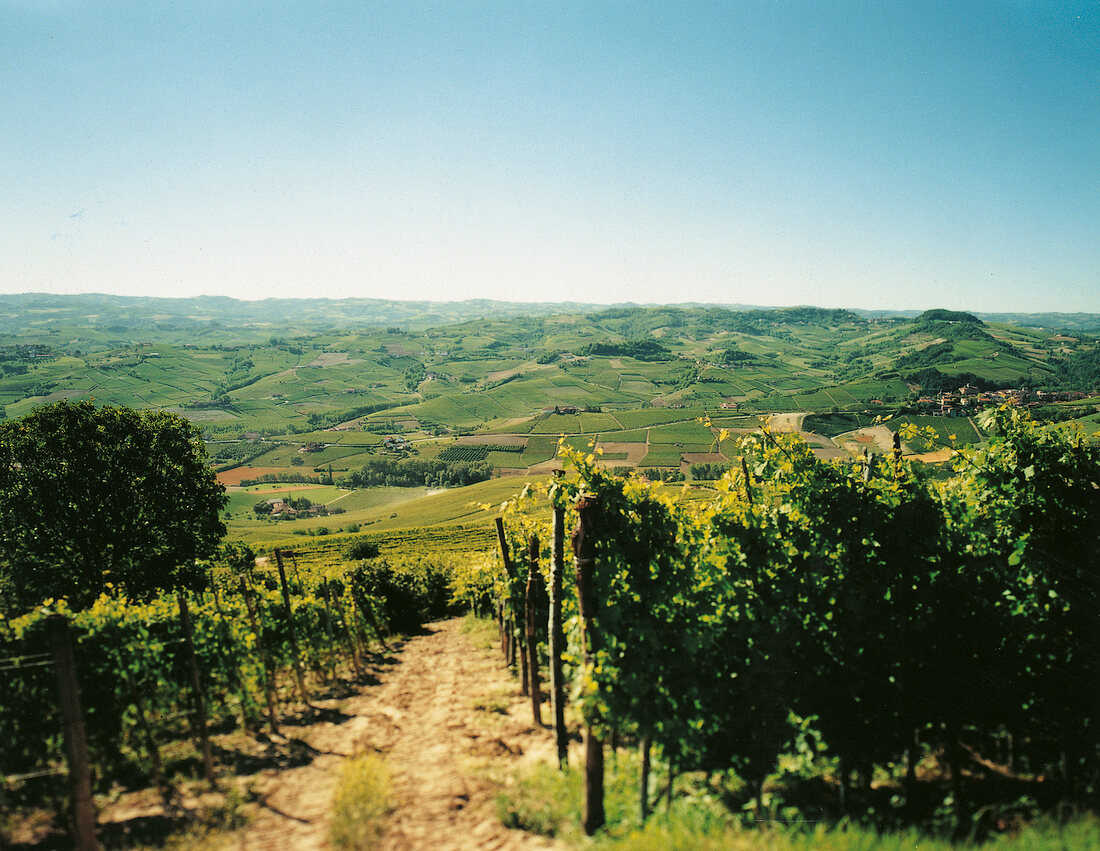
[227,619,560,851]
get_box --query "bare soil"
[766,412,806,432]
[216,619,559,850]
[216,467,291,486]
[595,441,648,465]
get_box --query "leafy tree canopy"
[574,339,673,361]
[917,308,983,324]
[1054,345,1100,392]
[0,401,227,613]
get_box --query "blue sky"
[2,1,1097,312]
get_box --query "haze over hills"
[5,293,1100,339]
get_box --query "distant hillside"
[1,296,1097,443]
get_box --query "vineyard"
[480,408,1100,841]
[436,443,525,463]
[2,405,1099,847]
[0,545,461,847]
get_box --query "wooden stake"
[550,506,568,767]
[526,533,543,727]
[496,517,527,688]
[584,728,606,835]
[495,517,514,576]
[640,735,652,822]
[573,495,605,835]
[494,518,514,667]
[176,593,216,786]
[517,612,530,697]
[46,615,98,851]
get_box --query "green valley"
[3,294,1099,542]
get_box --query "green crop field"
[803,412,878,437]
[531,413,583,434]
[434,442,524,463]
[613,408,708,428]
[520,434,560,466]
[486,449,529,468]
[346,476,544,533]
[708,415,762,429]
[485,416,539,434]
[601,428,646,442]
[250,521,499,571]
[638,445,685,467]
[577,412,624,432]
[224,482,496,543]
[647,421,716,444]
[885,414,984,446]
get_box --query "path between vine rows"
[225,617,561,850]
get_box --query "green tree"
[0,401,227,612]
[221,541,256,575]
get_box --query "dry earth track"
[101,619,563,851]
[226,617,560,850]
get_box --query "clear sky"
[2,1,1098,313]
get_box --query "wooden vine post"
[495,517,526,692]
[176,592,216,786]
[494,517,510,663]
[573,495,605,835]
[549,506,568,766]
[274,548,310,708]
[46,614,99,851]
[525,533,543,727]
[740,456,754,506]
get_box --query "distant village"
[712,384,1090,416]
[912,385,1089,417]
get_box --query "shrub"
[346,540,380,560]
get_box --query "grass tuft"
[329,754,393,849]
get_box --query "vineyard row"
[482,408,1100,836]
